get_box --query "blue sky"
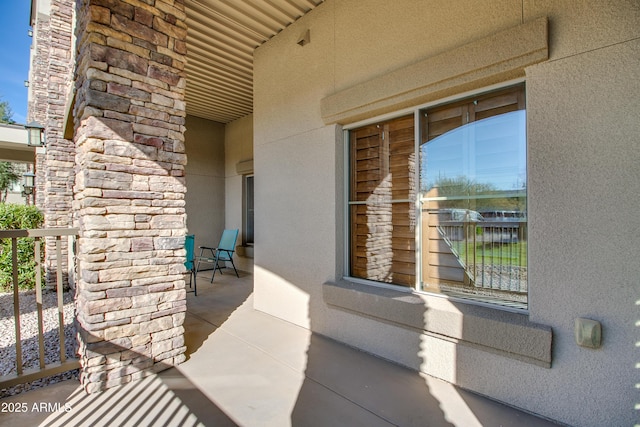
[421,111,527,192]
[0,2,32,124]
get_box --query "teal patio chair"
[185,234,198,295]
[196,229,240,283]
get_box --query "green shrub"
[0,204,45,292]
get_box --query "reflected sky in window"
[421,110,526,194]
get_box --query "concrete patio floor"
[0,269,561,426]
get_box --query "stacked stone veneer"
[73,0,189,392]
[29,0,76,289]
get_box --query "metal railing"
[437,220,527,293]
[0,228,80,390]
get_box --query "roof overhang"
[0,124,36,163]
[184,0,323,123]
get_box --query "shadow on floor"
[183,270,253,359]
[0,364,238,427]
[1,270,560,426]
[291,333,455,426]
[0,270,252,427]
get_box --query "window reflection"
[420,109,527,308]
[421,110,526,198]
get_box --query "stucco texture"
[252,1,640,425]
[224,114,254,273]
[184,115,226,251]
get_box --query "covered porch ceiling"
[184,0,324,124]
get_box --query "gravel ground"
[472,265,528,293]
[0,289,79,398]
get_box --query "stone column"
[73,0,189,392]
[29,2,50,209]
[29,0,76,289]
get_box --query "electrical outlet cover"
[575,318,602,349]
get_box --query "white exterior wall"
[252,1,640,425]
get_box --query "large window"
[348,84,527,308]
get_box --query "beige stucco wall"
[225,114,254,273]
[252,1,640,426]
[185,114,254,274]
[184,115,225,251]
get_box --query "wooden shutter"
[425,84,525,142]
[350,115,415,287]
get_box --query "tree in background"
[0,99,15,124]
[428,176,525,212]
[0,162,21,202]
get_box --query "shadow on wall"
[449,299,560,427]
[270,265,454,426]
[287,275,560,426]
[290,332,456,426]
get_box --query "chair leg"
[229,257,239,278]
[185,268,197,296]
[195,252,203,277]
[211,252,220,283]
[193,256,200,295]
[208,250,239,282]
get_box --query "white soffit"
[185,0,323,124]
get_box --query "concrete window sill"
[323,280,552,368]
